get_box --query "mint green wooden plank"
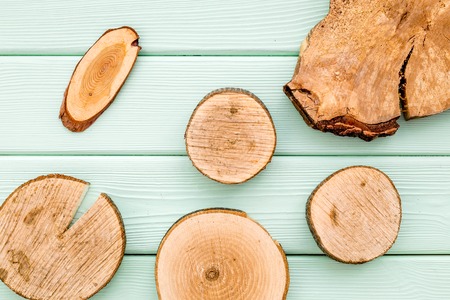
[0,156,449,255]
[0,0,328,55]
[0,56,449,155]
[1,255,449,299]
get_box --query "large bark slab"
[284,0,450,141]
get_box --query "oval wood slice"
[185,88,276,184]
[284,0,449,141]
[156,208,289,299]
[60,26,141,132]
[307,166,402,264]
[0,174,125,299]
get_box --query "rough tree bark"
[0,174,125,299]
[284,0,449,141]
[60,26,141,132]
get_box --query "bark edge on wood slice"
[60,26,141,132]
[185,88,277,184]
[306,166,402,264]
[155,208,289,299]
[0,174,126,299]
[284,0,449,141]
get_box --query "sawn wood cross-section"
[0,174,125,299]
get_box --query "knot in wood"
[205,267,220,281]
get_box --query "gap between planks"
[1,154,450,157]
[0,54,302,57]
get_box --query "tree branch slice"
[60,26,141,132]
[156,208,289,299]
[185,88,276,184]
[307,166,402,264]
[0,174,125,299]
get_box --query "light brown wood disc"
[185,88,276,184]
[60,26,141,132]
[156,208,289,299]
[0,174,125,299]
[307,166,402,264]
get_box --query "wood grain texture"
[403,2,450,119]
[0,0,328,55]
[156,208,289,299]
[0,175,125,299]
[60,27,141,132]
[307,167,401,264]
[0,156,448,255]
[1,255,450,299]
[284,0,450,140]
[1,57,450,155]
[1,0,447,297]
[186,88,276,184]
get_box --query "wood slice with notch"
[60,26,141,132]
[185,88,276,184]
[155,208,289,299]
[0,174,125,299]
[307,166,402,264]
[284,0,449,141]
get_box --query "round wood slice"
[155,208,289,299]
[306,166,402,264]
[0,174,125,299]
[60,26,141,132]
[185,88,276,184]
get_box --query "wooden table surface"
[1,0,449,299]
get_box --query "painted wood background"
[0,0,449,299]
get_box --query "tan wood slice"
[0,174,125,299]
[155,208,289,300]
[60,26,141,132]
[185,88,276,184]
[284,0,449,141]
[307,166,402,264]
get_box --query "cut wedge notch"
[156,208,289,299]
[284,0,449,141]
[0,174,125,299]
[60,26,141,132]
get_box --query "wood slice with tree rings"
[0,174,125,299]
[284,0,449,141]
[185,88,276,184]
[155,208,289,300]
[307,166,402,264]
[60,26,141,132]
